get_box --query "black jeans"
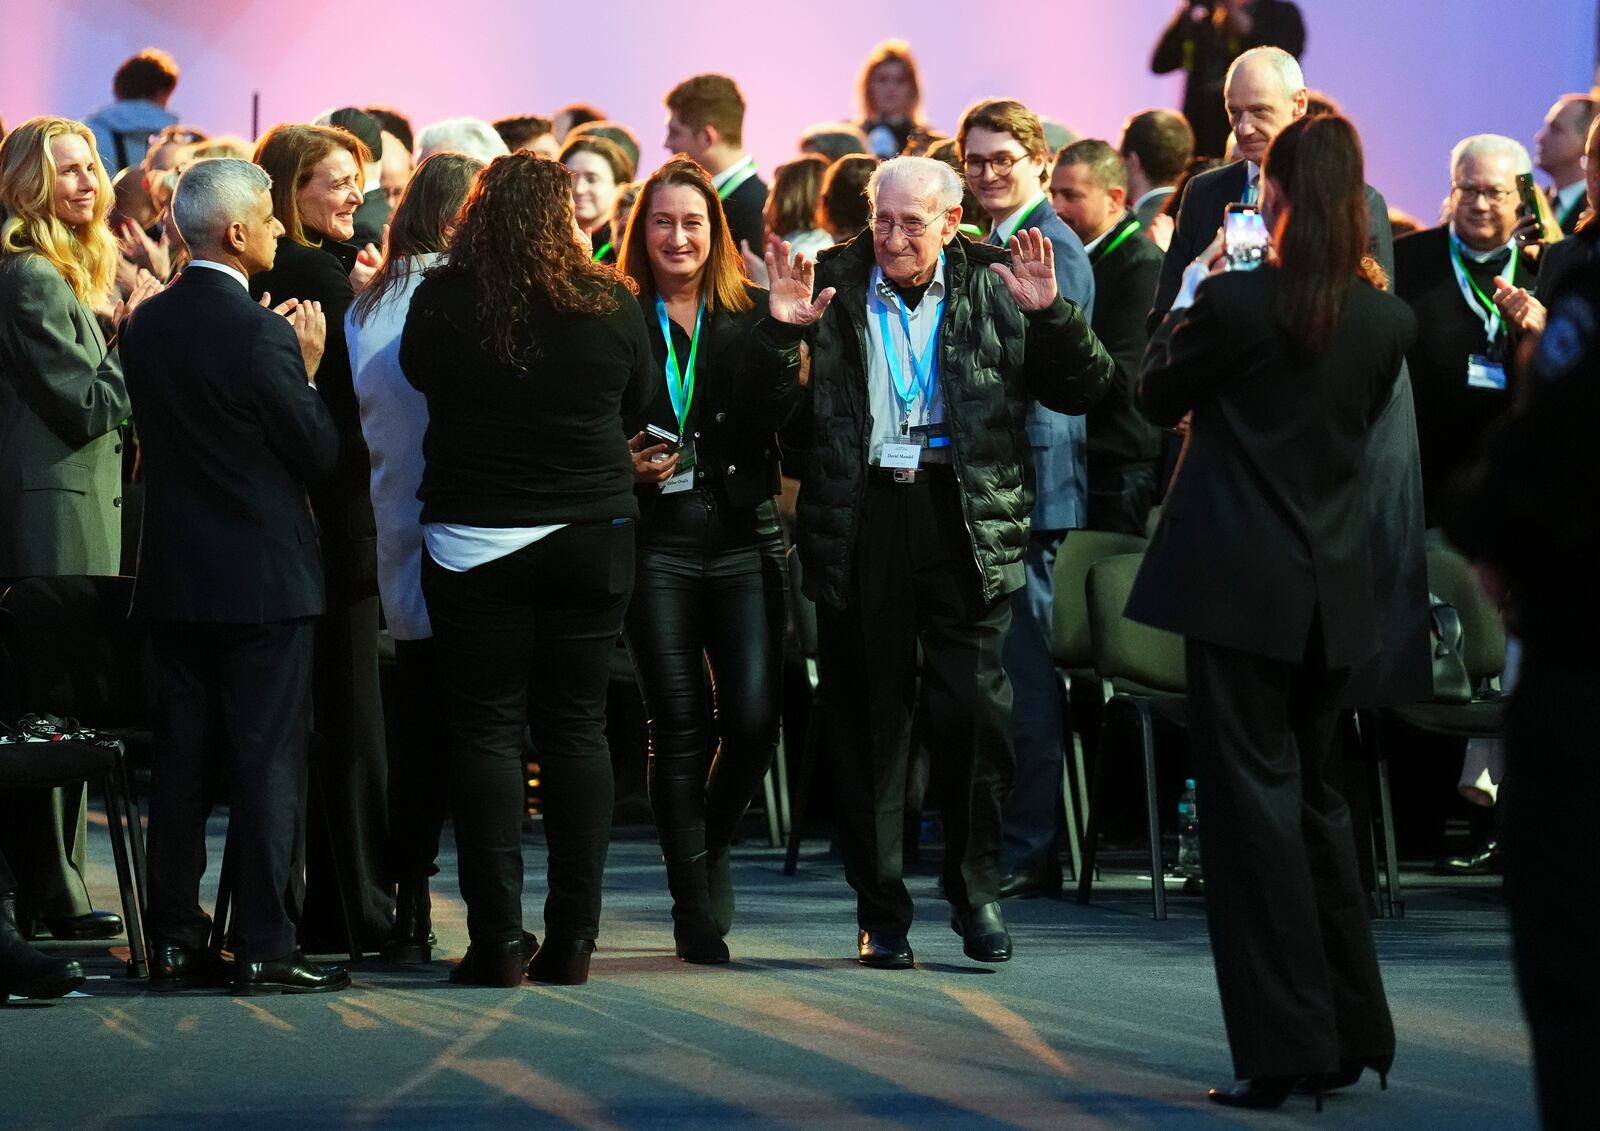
[422,520,634,946]
[624,492,787,863]
[817,470,1014,935]
[387,638,449,882]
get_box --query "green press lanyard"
[1090,218,1141,264]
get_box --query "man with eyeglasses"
[1394,135,1541,526]
[761,156,1114,970]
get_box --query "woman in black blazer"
[617,157,801,963]
[402,154,657,987]
[249,124,395,953]
[1127,115,1416,1112]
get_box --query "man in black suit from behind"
[120,158,349,995]
[664,74,767,257]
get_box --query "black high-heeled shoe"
[526,937,595,985]
[1208,1075,1322,1113]
[448,931,537,987]
[1308,1054,1393,1092]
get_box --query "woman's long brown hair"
[350,152,482,326]
[617,155,753,315]
[1263,114,1376,354]
[431,152,631,369]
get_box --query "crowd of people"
[1,7,1596,1122]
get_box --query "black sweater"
[399,273,659,526]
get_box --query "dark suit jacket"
[249,234,378,597]
[1152,161,1395,331]
[1085,214,1163,468]
[1534,225,1598,303]
[0,252,131,577]
[1127,269,1416,668]
[1393,225,1539,521]
[720,173,768,259]
[352,188,391,249]
[121,266,338,622]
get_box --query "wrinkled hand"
[1147,212,1175,253]
[740,239,770,288]
[111,269,162,328]
[628,430,681,485]
[765,237,835,325]
[1492,276,1547,336]
[288,299,326,381]
[990,227,1058,311]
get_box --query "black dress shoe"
[857,929,914,969]
[526,937,595,985]
[449,931,538,987]
[997,856,1063,900]
[148,942,231,992]
[40,910,124,941]
[1433,839,1501,876]
[1208,1076,1317,1112]
[950,901,1012,963]
[233,949,351,995]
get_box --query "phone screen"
[1223,206,1270,271]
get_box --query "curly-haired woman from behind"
[399,154,658,987]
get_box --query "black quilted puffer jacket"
[774,232,1115,610]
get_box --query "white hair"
[866,156,963,214]
[414,117,510,165]
[1450,134,1533,179]
[170,158,271,249]
[1225,46,1306,101]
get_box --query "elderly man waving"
[763,156,1114,969]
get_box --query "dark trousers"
[422,520,634,946]
[999,529,1066,871]
[624,493,787,863]
[295,592,392,948]
[816,470,1014,935]
[387,638,449,882]
[1185,631,1394,1080]
[1504,658,1599,1131]
[146,619,314,962]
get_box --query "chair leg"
[101,773,148,977]
[1076,703,1116,907]
[1374,740,1404,919]
[1057,670,1083,883]
[783,677,822,876]
[210,839,234,958]
[1134,700,1166,921]
[116,747,149,896]
[762,759,782,849]
[772,727,791,839]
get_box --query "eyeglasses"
[870,212,945,238]
[1452,183,1515,205]
[963,152,1029,177]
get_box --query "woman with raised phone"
[617,156,802,964]
[1127,113,1414,1112]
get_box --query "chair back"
[0,576,145,727]
[786,546,818,659]
[1424,548,1506,688]
[1051,531,1147,668]
[1085,553,1187,694]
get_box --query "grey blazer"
[0,252,130,577]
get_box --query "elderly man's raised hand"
[990,227,1058,312]
[766,237,836,326]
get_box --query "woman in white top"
[345,150,484,965]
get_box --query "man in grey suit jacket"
[959,100,1105,898]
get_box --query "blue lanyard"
[874,272,943,425]
[654,295,704,432]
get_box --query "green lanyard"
[591,241,613,262]
[991,193,1047,246]
[1449,234,1518,339]
[716,157,757,200]
[655,295,704,432]
[1090,218,1141,264]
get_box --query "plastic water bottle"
[1177,779,1202,876]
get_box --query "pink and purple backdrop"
[1,1,1592,222]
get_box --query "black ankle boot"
[448,931,537,987]
[382,879,433,965]
[704,845,734,938]
[0,894,84,1001]
[664,855,729,965]
[526,937,595,985]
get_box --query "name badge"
[1466,355,1507,392]
[660,468,695,495]
[879,442,922,470]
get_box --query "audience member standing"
[766,157,1113,968]
[250,123,393,954]
[1118,108,1195,232]
[346,152,486,965]
[1394,135,1539,524]
[1534,95,1595,235]
[855,41,928,160]
[1151,0,1306,159]
[1130,114,1406,1111]
[1496,116,1600,337]
[560,135,629,262]
[319,108,391,247]
[664,75,766,257]
[0,117,156,948]
[957,99,1100,902]
[85,49,181,174]
[617,158,801,964]
[123,157,348,995]
[400,154,656,987]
